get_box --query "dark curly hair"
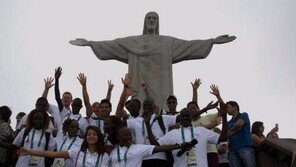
[62,119,77,135]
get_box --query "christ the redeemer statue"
[70,11,236,110]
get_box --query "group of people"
[0,67,279,167]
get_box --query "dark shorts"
[142,159,168,167]
[208,152,219,167]
[219,162,230,167]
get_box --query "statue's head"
[143,11,159,35]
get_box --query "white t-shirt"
[88,113,104,133]
[54,135,83,167]
[127,114,176,160]
[158,126,220,167]
[68,148,109,167]
[60,107,72,121]
[13,128,56,167]
[110,144,155,167]
[127,116,145,144]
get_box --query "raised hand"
[216,107,227,116]
[69,38,90,46]
[121,73,131,86]
[210,84,220,97]
[55,67,62,80]
[205,101,219,110]
[108,80,114,91]
[191,79,201,90]
[44,77,54,89]
[213,35,236,44]
[273,123,279,132]
[77,73,87,86]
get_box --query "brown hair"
[80,126,105,154]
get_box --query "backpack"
[21,128,54,167]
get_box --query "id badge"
[185,149,197,166]
[130,128,136,144]
[29,155,41,165]
[51,159,65,167]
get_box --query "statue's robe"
[90,35,213,111]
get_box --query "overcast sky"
[1,0,295,138]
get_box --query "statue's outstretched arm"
[69,38,91,46]
[213,35,236,44]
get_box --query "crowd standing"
[0,67,279,167]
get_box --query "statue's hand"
[213,35,236,44]
[69,38,90,46]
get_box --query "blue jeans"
[229,147,256,167]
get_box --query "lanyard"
[97,119,101,129]
[59,136,77,151]
[142,121,146,137]
[150,116,157,127]
[117,146,130,166]
[82,151,101,167]
[30,129,44,149]
[181,125,194,143]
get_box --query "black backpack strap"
[44,132,54,167]
[44,132,50,150]
[21,128,31,147]
[157,111,166,135]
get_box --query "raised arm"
[105,80,114,101]
[267,123,279,138]
[116,73,132,119]
[77,73,92,119]
[191,78,201,103]
[42,77,54,98]
[210,85,226,109]
[17,147,69,159]
[190,101,218,119]
[54,67,63,112]
[218,107,228,142]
